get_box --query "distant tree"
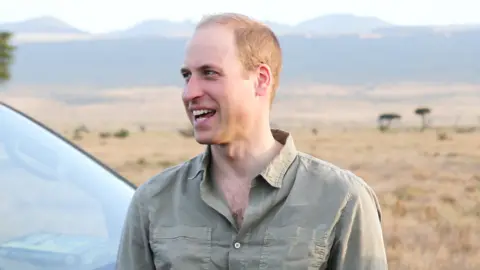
[377,113,401,132]
[414,107,431,131]
[0,32,15,84]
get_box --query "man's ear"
[254,64,272,97]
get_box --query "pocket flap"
[153,225,211,241]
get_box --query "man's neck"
[210,127,282,181]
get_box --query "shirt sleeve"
[327,174,388,270]
[116,190,155,270]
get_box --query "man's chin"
[194,138,212,145]
[193,130,215,145]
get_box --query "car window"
[0,105,135,270]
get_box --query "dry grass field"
[2,83,479,269]
[64,126,479,270]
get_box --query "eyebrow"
[180,64,221,74]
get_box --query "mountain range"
[1,14,480,89]
[0,14,395,38]
[2,14,479,39]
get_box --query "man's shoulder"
[296,151,382,220]
[296,151,377,198]
[132,153,204,202]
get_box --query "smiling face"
[181,24,264,145]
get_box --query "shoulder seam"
[298,151,372,195]
[298,152,344,173]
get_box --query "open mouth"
[193,109,216,121]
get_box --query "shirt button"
[233,242,241,249]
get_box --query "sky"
[1,0,479,34]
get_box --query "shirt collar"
[188,129,298,188]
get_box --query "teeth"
[193,109,214,116]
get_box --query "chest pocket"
[260,226,329,270]
[150,225,212,270]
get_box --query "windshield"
[0,104,135,270]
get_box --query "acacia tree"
[377,113,401,132]
[0,31,15,84]
[414,107,431,131]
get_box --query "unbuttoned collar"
[188,129,298,188]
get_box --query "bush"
[113,128,130,139]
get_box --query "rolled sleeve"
[116,189,155,270]
[328,177,388,270]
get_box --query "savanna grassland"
[2,83,479,269]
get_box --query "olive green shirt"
[116,129,388,269]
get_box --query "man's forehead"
[183,26,236,68]
[185,44,229,64]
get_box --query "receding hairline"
[193,12,283,101]
[195,13,270,29]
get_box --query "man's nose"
[182,75,203,102]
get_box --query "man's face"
[181,25,261,145]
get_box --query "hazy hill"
[1,14,393,38]
[104,20,196,38]
[0,16,86,34]
[2,14,478,40]
[5,29,480,88]
[295,14,391,35]
[105,14,392,37]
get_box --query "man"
[116,13,388,270]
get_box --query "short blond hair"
[196,13,282,104]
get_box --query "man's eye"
[182,72,191,80]
[204,70,217,77]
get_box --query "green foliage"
[99,131,112,139]
[72,124,89,140]
[0,32,15,83]
[378,113,401,121]
[377,113,401,132]
[113,128,130,139]
[414,107,431,116]
[414,107,432,131]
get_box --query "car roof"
[0,101,137,190]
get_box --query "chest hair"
[217,178,251,226]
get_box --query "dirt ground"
[67,126,480,270]
[2,83,479,269]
